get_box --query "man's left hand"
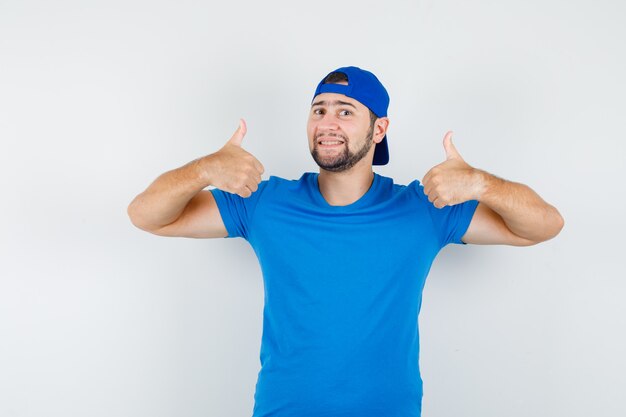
[422,131,485,208]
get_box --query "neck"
[317,163,375,206]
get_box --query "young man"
[127,66,564,417]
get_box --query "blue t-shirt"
[211,172,479,417]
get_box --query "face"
[307,91,377,172]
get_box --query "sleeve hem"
[454,199,480,245]
[210,189,238,238]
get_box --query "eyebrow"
[311,99,357,110]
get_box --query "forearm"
[475,170,564,243]
[127,156,212,230]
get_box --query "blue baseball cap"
[312,66,390,165]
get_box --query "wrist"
[472,169,491,201]
[191,154,216,188]
[473,169,504,202]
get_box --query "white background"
[1,1,624,416]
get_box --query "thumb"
[443,131,462,160]
[227,118,247,147]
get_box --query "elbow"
[127,201,143,230]
[533,207,565,245]
[517,207,565,247]
[126,197,172,235]
[127,195,139,221]
[555,210,565,235]
[548,207,565,240]
[127,198,150,231]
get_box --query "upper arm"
[149,190,228,239]
[461,202,536,246]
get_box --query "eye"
[313,108,324,115]
[339,109,352,116]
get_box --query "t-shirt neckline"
[310,172,380,210]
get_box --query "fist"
[205,119,265,198]
[422,131,483,208]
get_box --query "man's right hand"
[203,118,265,198]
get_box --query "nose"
[316,112,341,131]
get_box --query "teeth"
[320,140,343,145]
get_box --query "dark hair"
[322,72,378,130]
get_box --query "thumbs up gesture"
[204,118,265,198]
[422,131,484,208]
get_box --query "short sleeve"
[210,180,269,240]
[411,180,479,248]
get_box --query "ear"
[373,117,390,144]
